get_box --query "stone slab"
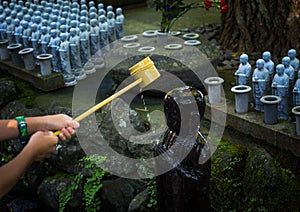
[204,99,300,158]
[0,60,65,92]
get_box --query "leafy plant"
[59,155,106,212]
[152,0,228,32]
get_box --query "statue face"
[288,49,296,59]
[256,59,265,69]
[276,64,284,75]
[240,54,248,64]
[282,57,290,66]
[262,51,271,61]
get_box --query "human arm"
[0,131,58,198]
[0,114,79,142]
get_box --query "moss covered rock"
[210,141,248,211]
[243,147,300,211]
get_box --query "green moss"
[210,141,248,211]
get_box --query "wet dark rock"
[100,178,146,212]
[47,102,72,116]
[128,188,155,212]
[0,80,17,109]
[224,49,233,60]
[0,100,44,119]
[8,197,40,212]
[37,176,81,210]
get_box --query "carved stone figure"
[79,23,90,65]
[154,86,211,212]
[99,15,109,49]
[107,11,116,43]
[288,49,299,73]
[48,29,60,72]
[21,20,31,48]
[252,59,270,111]
[235,54,252,85]
[69,28,82,72]
[272,64,289,120]
[39,26,50,54]
[282,56,295,106]
[116,8,125,39]
[58,33,72,76]
[30,23,41,64]
[293,71,300,106]
[6,17,15,45]
[89,18,100,55]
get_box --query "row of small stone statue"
[0,0,125,85]
[235,49,300,120]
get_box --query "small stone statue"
[69,27,84,79]
[13,18,22,44]
[272,64,290,120]
[293,71,300,106]
[107,11,116,43]
[59,33,73,79]
[89,18,100,55]
[0,14,6,40]
[235,54,252,85]
[30,23,41,64]
[262,51,275,94]
[79,23,91,66]
[288,49,299,73]
[99,15,109,50]
[107,5,113,13]
[154,86,211,212]
[48,29,60,72]
[282,56,295,106]
[6,17,15,45]
[21,20,31,48]
[58,33,76,86]
[252,59,270,112]
[39,26,50,54]
[116,8,125,39]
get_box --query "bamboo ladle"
[53,57,160,136]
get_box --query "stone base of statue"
[74,68,87,81]
[83,61,96,74]
[63,73,77,87]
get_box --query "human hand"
[39,114,80,141]
[23,131,58,162]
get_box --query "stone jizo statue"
[252,59,270,112]
[235,54,252,86]
[272,64,289,120]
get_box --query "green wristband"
[15,116,29,145]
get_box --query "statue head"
[5,16,12,24]
[89,11,97,20]
[30,23,37,31]
[256,59,265,70]
[13,18,20,26]
[282,56,291,67]
[21,20,28,28]
[116,8,123,15]
[98,3,104,10]
[79,23,86,31]
[107,11,114,19]
[89,1,95,8]
[164,86,206,135]
[262,51,271,62]
[3,1,8,8]
[276,64,285,76]
[50,22,58,30]
[89,7,97,14]
[4,8,11,16]
[50,29,58,37]
[41,26,48,34]
[60,25,67,33]
[90,19,97,27]
[99,15,106,23]
[22,7,28,15]
[240,54,248,65]
[107,5,113,12]
[70,28,76,36]
[288,49,296,60]
[60,33,67,42]
[98,9,106,17]
[70,20,77,28]
[71,9,78,17]
[80,10,88,17]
